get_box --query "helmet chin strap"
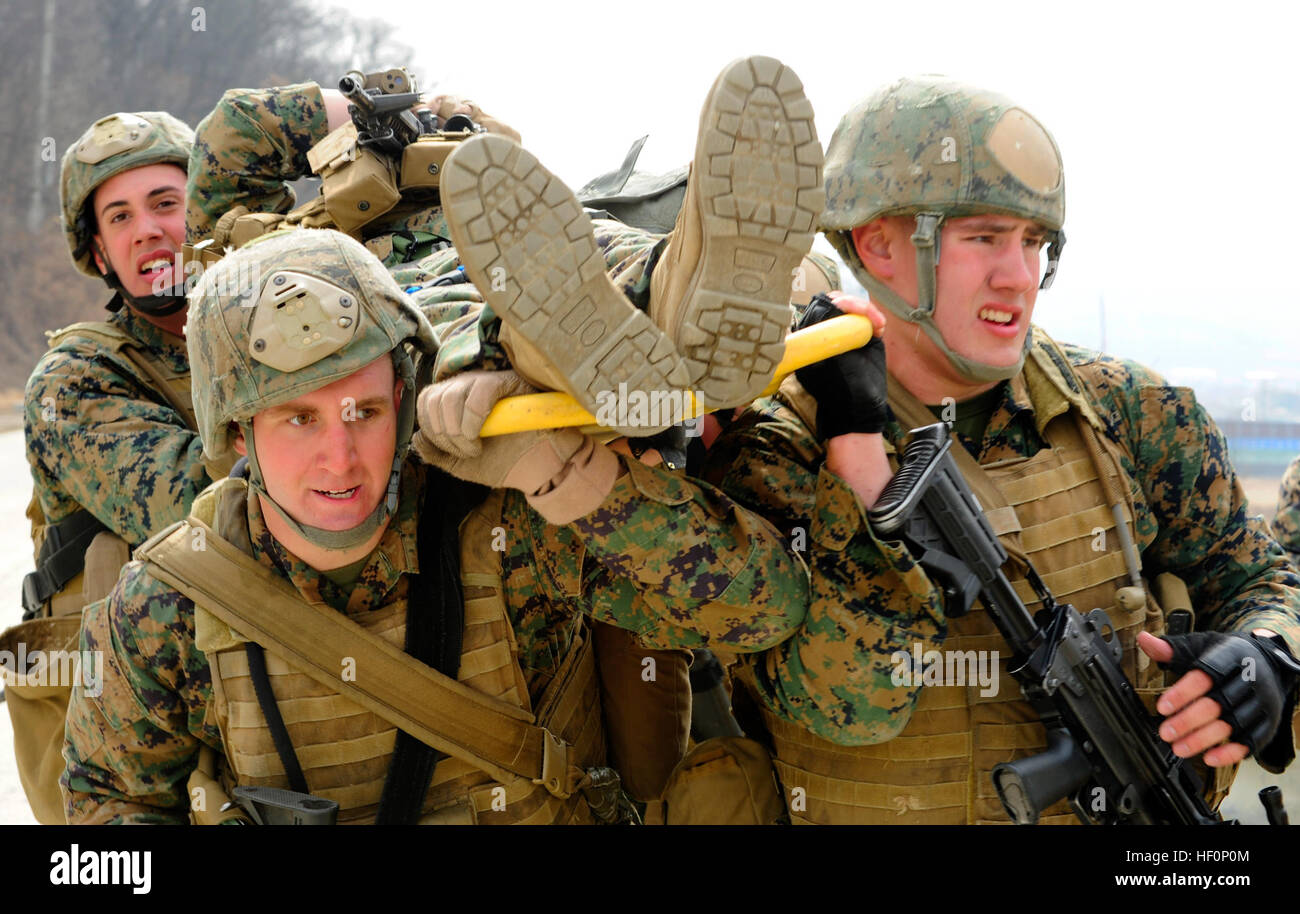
[839,216,1029,385]
[239,350,420,552]
[96,239,189,317]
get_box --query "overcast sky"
[336,0,1299,384]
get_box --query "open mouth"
[978,306,1015,326]
[977,305,1022,337]
[138,258,172,277]
[314,486,360,501]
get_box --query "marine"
[703,75,1300,824]
[61,227,812,824]
[174,57,833,817]
[4,110,212,824]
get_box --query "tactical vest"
[143,479,605,825]
[746,332,1232,825]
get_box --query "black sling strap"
[375,469,488,824]
[244,641,310,794]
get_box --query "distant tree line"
[0,0,413,389]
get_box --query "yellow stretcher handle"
[478,313,874,437]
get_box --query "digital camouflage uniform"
[24,306,211,548]
[709,340,1300,743]
[1275,457,1300,564]
[27,109,210,574]
[184,81,840,386]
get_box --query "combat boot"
[440,133,691,436]
[649,56,824,409]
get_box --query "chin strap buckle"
[1040,229,1066,289]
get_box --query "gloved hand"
[412,422,620,525]
[1157,631,1300,763]
[427,94,522,143]
[417,369,535,459]
[794,293,890,439]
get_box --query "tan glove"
[427,94,522,144]
[415,369,621,521]
[416,369,536,459]
[413,425,620,524]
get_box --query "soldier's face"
[238,356,403,535]
[90,163,187,299]
[861,213,1046,375]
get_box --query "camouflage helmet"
[821,77,1066,382]
[188,228,437,549]
[61,111,194,277]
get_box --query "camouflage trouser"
[389,219,663,382]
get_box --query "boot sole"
[440,134,693,436]
[674,55,824,408]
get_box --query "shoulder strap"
[374,471,483,823]
[48,320,197,432]
[46,319,133,351]
[1022,326,1107,435]
[134,515,584,799]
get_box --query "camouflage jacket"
[63,456,809,824]
[185,82,661,378]
[706,332,1300,746]
[24,303,212,547]
[1275,456,1300,564]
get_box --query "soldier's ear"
[91,237,109,276]
[852,218,901,280]
[232,423,246,457]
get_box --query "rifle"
[232,785,339,825]
[867,422,1230,825]
[309,67,483,235]
[338,67,482,158]
[338,68,424,157]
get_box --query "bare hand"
[823,290,888,336]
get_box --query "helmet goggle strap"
[237,350,419,552]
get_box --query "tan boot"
[650,56,824,409]
[440,133,691,436]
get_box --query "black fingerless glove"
[794,293,890,440]
[1159,630,1300,771]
